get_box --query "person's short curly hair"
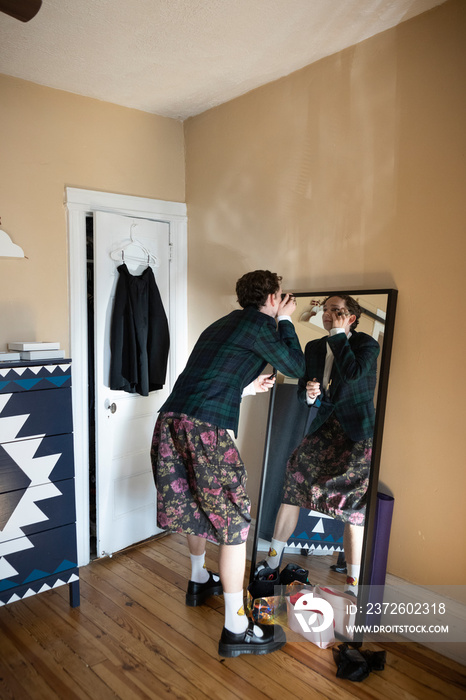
[323,293,362,331]
[236,270,282,309]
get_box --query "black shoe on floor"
[330,563,347,574]
[218,619,286,658]
[253,559,278,580]
[185,571,223,607]
[279,563,309,585]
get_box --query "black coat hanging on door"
[109,263,169,396]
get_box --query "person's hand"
[330,309,354,331]
[278,293,297,316]
[306,378,320,399]
[254,374,276,393]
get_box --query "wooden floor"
[0,533,465,700]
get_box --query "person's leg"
[219,541,246,593]
[343,523,364,595]
[187,533,206,555]
[219,542,249,634]
[256,503,300,571]
[187,533,210,583]
[272,503,300,542]
[217,539,287,657]
[185,534,222,606]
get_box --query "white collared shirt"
[307,328,351,404]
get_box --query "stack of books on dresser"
[5,341,66,361]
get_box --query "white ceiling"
[0,0,446,121]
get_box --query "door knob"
[108,402,117,414]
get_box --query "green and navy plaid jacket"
[160,306,305,435]
[298,330,380,442]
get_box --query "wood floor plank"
[17,591,108,667]
[0,610,85,700]
[91,657,193,700]
[91,659,155,700]
[75,573,223,700]
[0,626,63,700]
[0,661,41,700]
[375,642,466,698]
[48,583,196,700]
[378,641,466,683]
[37,586,126,667]
[6,598,126,698]
[79,598,210,699]
[3,599,122,700]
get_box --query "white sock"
[223,591,263,637]
[190,553,210,584]
[346,564,360,595]
[266,538,287,569]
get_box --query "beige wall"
[0,75,185,352]
[185,0,466,587]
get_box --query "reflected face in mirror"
[321,297,356,333]
[252,291,391,609]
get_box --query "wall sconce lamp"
[0,229,26,258]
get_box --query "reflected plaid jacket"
[160,306,305,435]
[297,330,380,442]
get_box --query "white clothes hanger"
[110,222,159,267]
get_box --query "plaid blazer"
[297,330,380,442]
[161,306,305,435]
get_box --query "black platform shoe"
[279,562,309,585]
[253,559,279,580]
[218,619,286,658]
[185,571,223,607]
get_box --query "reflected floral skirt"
[151,412,251,545]
[282,414,372,526]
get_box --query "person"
[151,270,305,657]
[256,294,380,596]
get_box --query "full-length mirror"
[250,289,397,624]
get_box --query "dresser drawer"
[0,388,72,443]
[0,362,71,394]
[0,477,76,544]
[0,523,78,603]
[0,433,74,494]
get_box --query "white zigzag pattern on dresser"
[0,431,63,569]
[0,482,62,544]
[0,365,71,379]
[0,394,45,443]
[0,572,79,606]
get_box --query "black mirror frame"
[249,288,398,635]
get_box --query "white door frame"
[65,188,187,567]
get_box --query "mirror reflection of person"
[256,294,380,596]
[151,270,305,657]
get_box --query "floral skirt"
[282,414,372,526]
[151,412,251,545]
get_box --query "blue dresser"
[0,361,79,607]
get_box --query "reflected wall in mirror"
[250,289,397,634]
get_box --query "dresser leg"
[69,579,80,607]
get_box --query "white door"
[93,211,170,556]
